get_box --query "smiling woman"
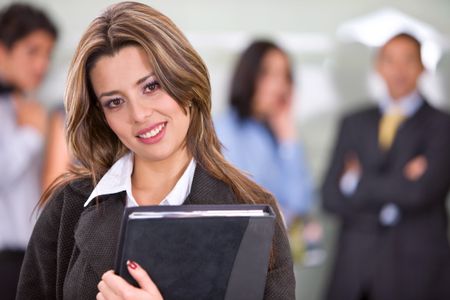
[15,2,295,300]
[90,46,192,204]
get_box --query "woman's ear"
[183,100,193,116]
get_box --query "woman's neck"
[131,147,192,205]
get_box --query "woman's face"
[252,49,292,119]
[0,30,54,91]
[89,45,191,164]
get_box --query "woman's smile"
[136,121,167,144]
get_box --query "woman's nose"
[128,98,153,124]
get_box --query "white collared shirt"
[84,152,196,207]
[0,94,44,250]
[379,90,423,117]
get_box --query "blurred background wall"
[2,0,449,299]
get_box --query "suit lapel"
[361,109,386,167]
[184,165,236,205]
[365,98,431,168]
[73,192,126,278]
[384,100,430,161]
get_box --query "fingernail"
[127,260,138,270]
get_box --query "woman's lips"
[136,122,167,144]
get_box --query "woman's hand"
[12,94,47,135]
[267,94,297,143]
[97,260,163,300]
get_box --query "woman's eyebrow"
[98,90,120,100]
[98,73,155,100]
[136,73,155,85]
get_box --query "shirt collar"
[84,152,197,207]
[379,90,424,117]
[154,158,196,207]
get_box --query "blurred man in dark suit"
[322,33,450,300]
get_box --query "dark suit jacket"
[16,165,295,300]
[322,100,450,300]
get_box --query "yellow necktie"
[379,109,406,150]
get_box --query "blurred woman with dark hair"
[0,3,57,299]
[215,40,314,226]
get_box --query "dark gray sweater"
[16,165,295,299]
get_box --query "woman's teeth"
[138,123,165,139]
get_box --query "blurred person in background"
[0,3,57,299]
[215,40,323,265]
[322,33,450,300]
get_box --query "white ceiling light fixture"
[336,7,449,72]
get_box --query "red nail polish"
[127,260,138,270]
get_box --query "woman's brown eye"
[144,81,160,92]
[104,97,123,108]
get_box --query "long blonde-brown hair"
[41,2,280,220]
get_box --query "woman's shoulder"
[42,177,94,215]
[67,176,95,197]
[214,109,256,136]
[30,177,95,248]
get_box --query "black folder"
[114,204,275,300]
